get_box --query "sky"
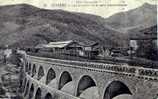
[0,0,157,18]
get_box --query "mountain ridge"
[0,3,156,48]
[104,3,157,33]
[0,3,128,48]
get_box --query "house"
[36,40,83,56]
[35,40,100,58]
[81,42,100,58]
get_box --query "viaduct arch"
[76,75,96,96]
[21,78,27,93]
[103,81,132,99]
[35,88,42,99]
[21,55,158,99]
[32,64,36,77]
[46,68,56,85]
[28,63,31,74]
[58,71,72,90]
[24,81,29,97]
[28,84,34,99]
[45,93,53,99]
[37,66,44,80]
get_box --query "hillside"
[0,4,128,48]
[129,25,157,39]
[104,3,157,33]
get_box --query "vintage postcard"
[0,0,157,99]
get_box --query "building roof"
[35,40,99,49]
[44,40,73,48]
[35,44,45,49]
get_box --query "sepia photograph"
[0,0,157,99]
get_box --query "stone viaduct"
[21,55,158,99]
